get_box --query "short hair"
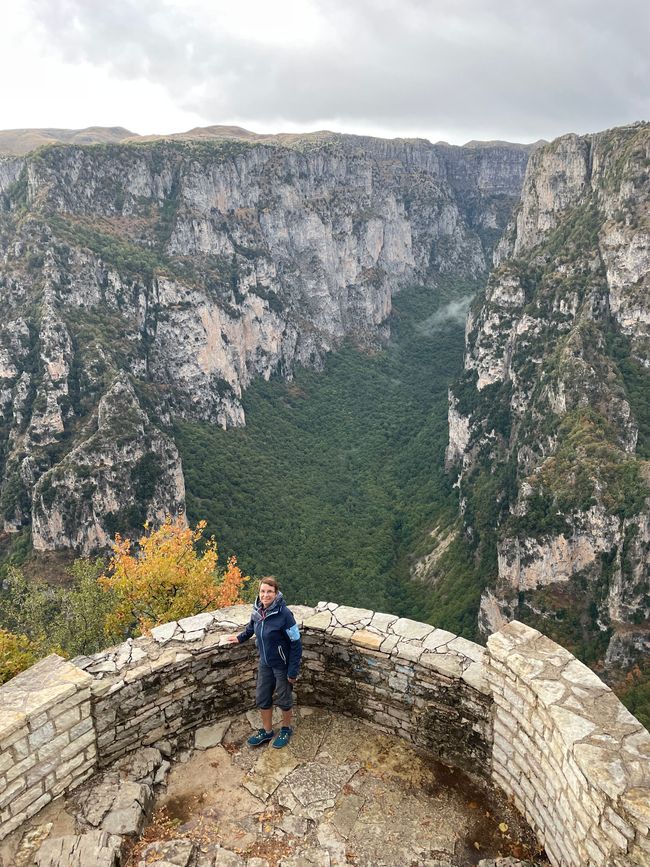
[259,576,279,592]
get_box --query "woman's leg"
[273,668,294,728]
[256,664,276,732]
[261,707,273,732]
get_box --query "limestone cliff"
[0,132,530,552]
[31,376,185,554]
[447,122,650,672]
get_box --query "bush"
[100,517,249,639]
[617,664,650,731]
[0,519,251,680]
[0,629,41,684]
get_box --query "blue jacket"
[237,592,302,678]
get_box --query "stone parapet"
[0,655,95,839]
[1,604,649,867]
[487,620,650,867]
[75,605,256,767]
[300,603,492,778]
[69,602,491,781]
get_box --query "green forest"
[176,279,479,634]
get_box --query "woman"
[226,577,302,748]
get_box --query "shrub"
[100,517,249,638]
[0,628,40,685]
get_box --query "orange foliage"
[100,517,248,639]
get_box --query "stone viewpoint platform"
[0,602,649,866]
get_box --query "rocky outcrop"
[495,133,591,263]
[28,302,74,446]
[444,392,471,468]
[0,132,530,551]
[31,377,185,554]
[448,122,650,673]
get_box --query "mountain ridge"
[0,123,541,156]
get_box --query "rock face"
[0,132,530,551]
[31,377,185,554]
[447,122,650,672]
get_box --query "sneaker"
[247,728,274,746]
[272,726,293,749]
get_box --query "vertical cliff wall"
[447,122,650,673]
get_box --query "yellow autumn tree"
[100,517,248,640]
[0,628,40,685]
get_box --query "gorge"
[0,121,649,717]
[0,130,529,558]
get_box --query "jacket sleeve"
[285,610,302,678]
[237,614,255,643]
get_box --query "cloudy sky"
[3,0,648,144]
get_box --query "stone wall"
[299,604,491,779]
[83,607,256,767]
[1,604,649,867]
[488,621,650,867]
[0,656,96,839]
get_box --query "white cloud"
[416,296,473,336]
[2,0,648,142]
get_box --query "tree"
[0,567,54,657]
[100,517,248,639]
[0,518,249,682]
[0,561,113,659]
[0,628,40,684]
[52,559,117,657]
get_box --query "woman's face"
[259,582,278,608]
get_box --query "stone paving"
[11,708,545,867]
[131,707,545,866]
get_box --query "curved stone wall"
[0,656,96,838]
[487,620,650,867]
[1,603,649,866]
[298,604,492,779]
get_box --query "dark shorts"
[256,663,294,711]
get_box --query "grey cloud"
[30,0,650,141]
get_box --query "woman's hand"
[287,676,297,684]
[224,634,239,644]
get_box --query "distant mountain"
[0,127,135,156]
[0,123,541,155]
